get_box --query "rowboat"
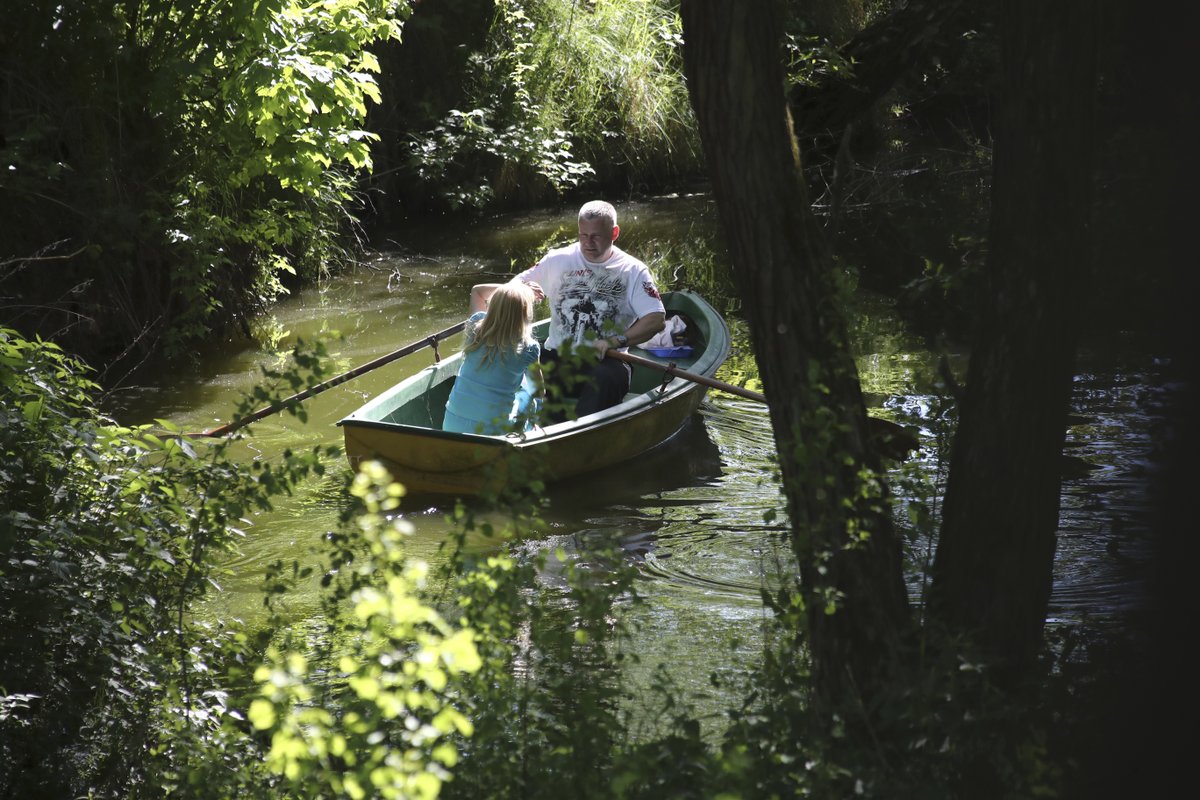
[337,290,731,497]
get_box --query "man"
[471,200,665,419]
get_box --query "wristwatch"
[610,334,628,348]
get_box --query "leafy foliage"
[435,505,647,799]
[0,326,335,797]
[248,462,481,800]
[0,1,409,370]
[209,0,407,193]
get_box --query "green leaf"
[248,698,277,730]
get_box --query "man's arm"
[593,312,666,356]
[623,312,666,347]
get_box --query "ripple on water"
[1051,367,1165,621]
[545,396,793,614]
[640,527,790,600]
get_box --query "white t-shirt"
[516,243,665,351]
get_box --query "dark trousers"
[541,347,631,421]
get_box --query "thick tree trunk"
[679,0,909,706]
[928,0,1097,679]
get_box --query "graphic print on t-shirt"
[555,269,628,345]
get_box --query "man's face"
[578,217,618,263]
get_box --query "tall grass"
[410,0,701,209]
[519,0,700,188]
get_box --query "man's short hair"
[578,200,617,228]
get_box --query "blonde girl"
[442,282,541,434]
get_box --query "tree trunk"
[679,0,909,706]
[928,0,1098,679]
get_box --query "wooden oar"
[605,348,766,403]
[191,320,467,438]
[606,348,920,459]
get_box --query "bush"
[0,327,335,797]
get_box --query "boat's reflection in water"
[544,413,726,511]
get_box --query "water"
[109,195,1165,725]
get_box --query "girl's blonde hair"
[465,282,535,364]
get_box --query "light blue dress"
[443,312,541,435]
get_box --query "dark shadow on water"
[542,414,725,512]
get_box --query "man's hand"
[520,280,545,302]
